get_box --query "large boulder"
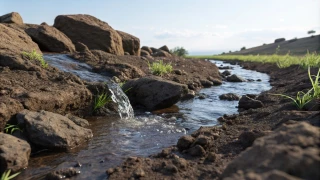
[122,76,188,110]
[54,14,124,55]
[116,30,140,56]
[25,24,76,53]
[141,46,152,54]
[16,110,93,150]
[0,24,41,70]
[0,133,31,174]
[0,12,23,24]
[222,122,320,180]
[140,49,150,56]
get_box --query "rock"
[65,114,90,127]
[46,167,80,180]
[172,157,188,169]
[0,97,24,131]
[0,133,31,174]
[182,90,195,100]
[116,30,140,56]
[206,152,216,162]
[227,74,247,82]
[218,66,233,70]
[200,79,213,87]
[193,135,210,147]
[219,93,240,101]
[188,145,206,157]
[222,70,231,76]
[238,95,264,110]
[177,135,195,151]
[54,14,124,55]
[122,76,188,110]
[150,47,159,54]
[275,38,286,43]
[164,164,179,173]
[41,22,48,26]
[25,24,76,53]
[152,50,172,57]
[0,24,42,70]
[141,46,153,54]
[208,77,223,85]
[173,69,183,75]
[16,110,93,150]
[222,122,320,180]
[133,167,145,178]
[0,12,23,24]
[239,130,268,148]
[159,45,170,53]
[140,49,150,56]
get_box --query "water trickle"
[43,54,134,118]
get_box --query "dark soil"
[107,61,320,180]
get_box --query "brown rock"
[141,46,152,54]
[177,135,195,151]
[54,14,124,55]
[188,145,206,157]
[159,45,170,53]
[116,30,140,56]
[140,49,150,56]
[239,95,264,110]
[152,50,172,57]
[0,12,23,24]
[219,93,241,101]
[133,167,145,177]
[25,24,76,53]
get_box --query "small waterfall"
[43,54,134,118]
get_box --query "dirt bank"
[107,62,320,180]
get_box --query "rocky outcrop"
[238,95,264,110]
[0,24,42,70]
[222,122,320,180]
[219,93,240,101]
[25,24,76,53]
[226,74,247,82]
[152,50,172,58]
[0,12,23,24]
[140,49,150,56]
[54,14,124,55]
[159,45,170,53]
[274,38,286,43]
[122,76,188,110]
[0,133,31,174]
[116,30,140,56]
[141,46,152,54]
[17,110,93,150]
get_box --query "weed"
[308,67,320,98]
[21,49,48,68]
[93,92,112,111]
[1,170,20,180]
[148,60,173,76]
[4,124,23,134]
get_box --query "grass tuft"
[21,49,48,68]
[93,92,112,111]
[148,60,173,76]
[4,124,23,134]
[1,170,20,180]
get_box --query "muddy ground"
[107,61,320,180]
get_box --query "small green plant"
[21,49,48,68]
[147,60,173,76]
[1,170,20,180]
[93,92,112,111]
[170,46,189,57]
[4,124,23,134]
[272,67,320,110]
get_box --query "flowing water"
[18,56,271,179]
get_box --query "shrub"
[148,60,173,76]
[240,46,246,51]
[21,49,48,68]
[170,47,189,57]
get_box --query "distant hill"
[227,35,320,55]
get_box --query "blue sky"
[1,0,319,55]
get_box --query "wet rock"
[123,76,188,110]
[222,122,320,180]
[133,167,145,177]
[219,93,240,101]
[177,135,195,151]
[54,14,124,55]
[159,45,170,53]
[25,24,76,53]
[65,114,90,127]
[222,70,231,76]
[140,49,150,56]
[116,30,140,56]
[188,145,206,157]
[227,74,247,82]
[238,95,264,110]
[46,167,80,180]
[0,133,31,174]
[182,90,195,100]
[200,79,213,87]
[141,46,153,54]
[219,66,233,70]
[207,76,222,85]
[0,12,23,24]
[152,50,172,57]
[17,110,93,150]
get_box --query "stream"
[18,55,271,180]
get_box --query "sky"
[1,0,319,55]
